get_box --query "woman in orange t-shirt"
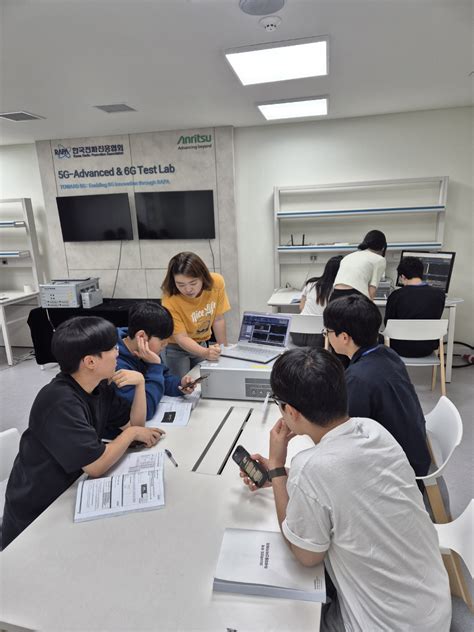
[161,252,231,378]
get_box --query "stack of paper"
[213,528,326,602]
[74,451,165,522]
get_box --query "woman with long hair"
[292,255,343,347]
[300,255,343,315]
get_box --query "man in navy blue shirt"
[323,295,430,477]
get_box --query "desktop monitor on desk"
[396,251,456,294]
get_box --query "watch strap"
[268,467,287,481]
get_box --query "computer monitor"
[396,251,456,293]
[135,190,215,239]
[56,193,133,241]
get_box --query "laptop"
[221,312,292,364]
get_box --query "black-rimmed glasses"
[322,328,335,338]
[270,393,287,410]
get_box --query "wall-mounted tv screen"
[56,193,133,241]
[135,190,216,239]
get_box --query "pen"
[165,449,179,467]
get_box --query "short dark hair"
[51,316,118,374]
[397,256,424,280]
[127,302,174,339]
[323,295,381,348]
[270,348,347,427]
[358,229,387,255]
[161,252,213,296]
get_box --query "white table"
[0,290,39,365]
[268,289,463,382]
[0,398,320,632]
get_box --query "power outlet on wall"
[310,255,318,261]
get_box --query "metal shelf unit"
[0,198,43,365]
[273,176,448,287]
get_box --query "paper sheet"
[74,451,165,522]
[147,399,193,427]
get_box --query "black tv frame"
[56,193,133,242]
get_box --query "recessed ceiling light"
[225,37,328,85]
[257,96,328,120]
[94,103,136,113]
[0,111,45,122]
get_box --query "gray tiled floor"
[1,346,473,628]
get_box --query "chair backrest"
[0,428,20,482]
[383,319,448,342]
[280,313,325,335]
[435,500,474,577]
[421,396,463,481]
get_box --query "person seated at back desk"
[323,294,431,477]
[385,256,446,357]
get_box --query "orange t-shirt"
[162,273,231,343]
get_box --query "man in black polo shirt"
[385,256,445,357]
[2,316,164,549]
[323,295,430,477]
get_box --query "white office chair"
[416,396,463,524]
[0,428,20,522]
[435,500,474,611]
[383,319,449,395]
[280,313,329,350]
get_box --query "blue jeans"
[163,342,207,379]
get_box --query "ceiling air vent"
[94,103,136,113]
[0,111,45,122]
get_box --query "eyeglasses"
[322,328,335,338]
[270,393,287,410]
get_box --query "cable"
[208,239,216,272]
[45,308,56,332]
[111,241,124,299]
[453,341,474,350]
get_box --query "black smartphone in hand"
[232,445,269,487]
[185,375,208,388]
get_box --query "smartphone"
[232,445,269,487]
[186,375,208,388]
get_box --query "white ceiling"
[0,0,472,146]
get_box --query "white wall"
[1,106,473,347]
[234,106,473,343]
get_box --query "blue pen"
[165,449,178,467]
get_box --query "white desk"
[0,290,39,365]
[0,399,320,632]
[268,289,462,382]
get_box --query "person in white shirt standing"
[241,347,451,632]
[332,229,387,301]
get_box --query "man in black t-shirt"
[2,316,165,549]
[385,257,445,357]
[324,295,430,477]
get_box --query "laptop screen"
[238,312,291,348]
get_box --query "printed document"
[147,398,193,427]
[213,528,325,602]
[74,451,165,522]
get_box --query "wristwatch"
[268,467,287,481]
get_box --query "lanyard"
[361,345,380,357]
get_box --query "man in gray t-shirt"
[241,348,450,632]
